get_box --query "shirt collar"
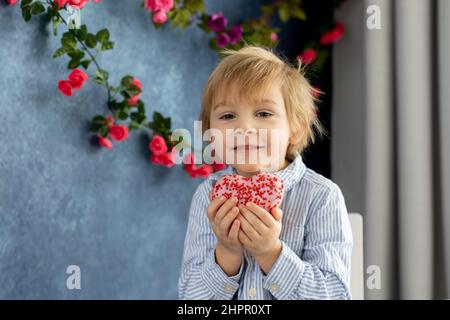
[209,151,306,192]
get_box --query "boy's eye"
[219,113,235,120]
[256,111,273,118]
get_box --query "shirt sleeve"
[178,180,244,300]
[262,184,353,300]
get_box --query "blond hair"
[199,45,325,161]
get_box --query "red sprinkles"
[212,173,284,212]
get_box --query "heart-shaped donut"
[212,173,284,212]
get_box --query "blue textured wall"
[0,0,266,299]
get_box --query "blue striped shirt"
[178,152,353,300]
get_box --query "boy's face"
[209,83,292,177]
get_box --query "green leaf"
[68,58,81,69]
[21,0,33,9]
[99,126,109,137]
[92,115,106,123]
[100,41,114,51]
[93,69,109,85]
[85,33,97,48]
[153,111,164,124]
[68,50,85,60]
[96,28,110,43]
[291,7,307,20]
[164,117,171,130]
[61,32,77,50]
[77,25,88,41]
[117,110,128,120]
[52,16,61,36]
[120,75,134,88]
[52,47,66,59]
[128,121,140,131]
[31,2,45,15]
[279,5,290,22]
[130,112,146,124]
[22,7,32,22]
[80,59,92,69]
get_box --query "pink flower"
[320,22,345,46]
[97,135,112,150]
[68,68,89,90]
[216,33,230,48]
[228,25,243,45]
[67,0,89,9]
[270,32,278,42]
[208,12,228,32]
[153,10,168,24]
[127,78,142,106]
[144,0,173,12]
[109,125,129,142]
[149,135,168,156]
[299,48,317,65]
[6,0,18,5]
[58,80,73,96]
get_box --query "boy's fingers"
[228,219,240,242]
[220,207,239,230]
[271,207,283,222]
[206,196,226,221]
[215,197,238,224]
[239,204,267,233]
[238,229,252,246]
[246,202,276,227]
[237,214,260,240]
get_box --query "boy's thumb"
[272,207,283,222]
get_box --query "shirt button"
[248,287,257,298]
[224,284,234,293]
[269,283,280,292]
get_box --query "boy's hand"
[207,192,243,276]
[237,202,283,274]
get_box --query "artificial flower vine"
[5,0,345,179]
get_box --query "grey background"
[0,0,266,299]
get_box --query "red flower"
[194,164,214,178]
[160,151,175,168]
[97,135,112,150]
[68,68,89,90]
[150,151,175,168]
[320,22,345,46]
[183,152,196,171]
[58,80,73,96]
[212,162,227,171]
[53,0,67,8]
[299,48,317,65]
[149,135,168,156]
[127,79,142,106]
[109,125,129,142]
[6,0,18,5]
